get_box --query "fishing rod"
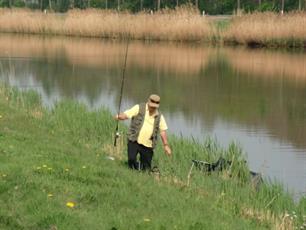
[114,40,129,147]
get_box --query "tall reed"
[223,12,306,47]
[0,7,215,42]
[1,9,306,47]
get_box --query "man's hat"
[148,94,160,108]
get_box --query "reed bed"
[1,9,306,47]
[223,12,306,47]
[0,7,215,42]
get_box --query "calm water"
[0,34,306,199]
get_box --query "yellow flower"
[2,174,7,177]
[66,202,75,208]
[65,168,69,172]
[43,165,47,168]
[82,166,86,169]
[144,218,151,222]
[47,193,53,197]
[0,115,2,119]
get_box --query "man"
[115,94,172,170]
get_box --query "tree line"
[0,0,305,14]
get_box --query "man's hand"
[163,144,172,156]
[160,130,171,156]
[114,113,128,120]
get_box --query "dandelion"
[2,174,7,177]
[144,218,151,222]
[66,202,75,208]
[65,168,69,172]
[43,165,47,168]
[0,115,2,119]
[82,166,86,169]
[47,194,53,197]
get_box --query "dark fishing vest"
[127,103,161,149]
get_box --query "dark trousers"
[127,141,154,171]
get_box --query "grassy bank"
[0,83,305,229]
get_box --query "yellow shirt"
[124,103,168,148]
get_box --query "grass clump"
[0,83,305,229]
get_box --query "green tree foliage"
[74,0,88,9]
[58,0,70,11]
[0,0,11,7]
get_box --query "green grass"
[0,84,305,230]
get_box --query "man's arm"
[160,130,172,156]
[114,104,139,121]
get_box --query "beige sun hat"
[148,94,160,108]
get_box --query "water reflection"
[0,34,305,198]
[224,48,306,82]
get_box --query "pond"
[0,34,305,199]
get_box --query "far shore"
[0,8,305,48]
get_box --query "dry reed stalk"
[223,12,306,46]
[102,139,125,160]
[0,8,214,42]
[0,9,63,34]
[30,109,43,119]
[241,207,295,230]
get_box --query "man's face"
[148,105,157,113]
[148,97,160,110]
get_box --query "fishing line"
[114,40,129,147]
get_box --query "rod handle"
[114,131,120,147]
